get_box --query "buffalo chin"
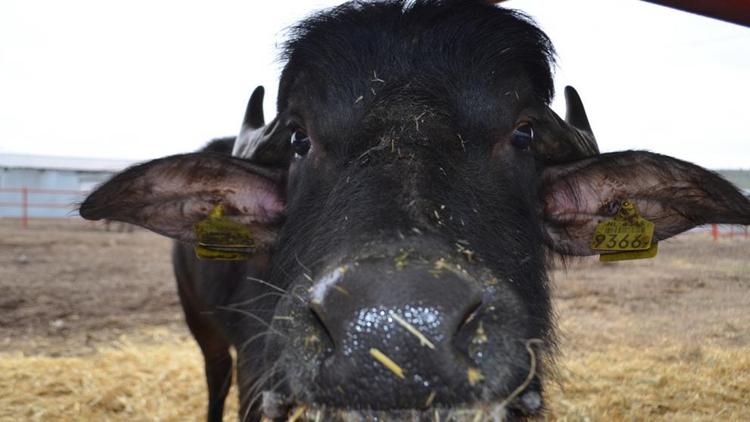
[260,393,543,421]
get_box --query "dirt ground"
[1,219,748,420]
[0,220,183,357]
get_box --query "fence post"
[21,187,29,229]
[711,224,718,241]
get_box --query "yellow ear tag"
[591,200,658,262]
[193,204,254,260]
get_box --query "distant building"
[0,153,138,218]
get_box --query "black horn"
[564,86,594,137]
[232,86,292,167]
[532,85,599,164]
[244,85,266,129]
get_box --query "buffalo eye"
[511,123,534,150]
[290,129,311,157]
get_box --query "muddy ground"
[1,219,748,420]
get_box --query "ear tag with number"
[591,200,657,262]
[194,204,254,261]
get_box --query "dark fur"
[266,0,556,415]
[279,0,554,146]
[201,137,236,154]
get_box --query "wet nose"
[309,257,483,408]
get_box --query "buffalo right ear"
[79,152,285,251]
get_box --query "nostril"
[453,301,484,356]
[461,301,482,327]
[307,304,336,357]
[309,301,324,324]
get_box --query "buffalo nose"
[308,257,483,408]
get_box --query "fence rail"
[0,187,89,228]
[710,224,749,240]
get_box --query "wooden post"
[21,187,28,229]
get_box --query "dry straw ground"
[1,220,748,421]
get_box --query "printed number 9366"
[592,233,650,251]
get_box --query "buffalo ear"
[541,150,750,256]
[79,152,285,251]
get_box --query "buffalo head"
[80,1,750,420]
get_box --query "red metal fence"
[0,187,88,228]
[711,224,749,240]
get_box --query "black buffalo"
[80,1,750,421]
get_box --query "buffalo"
[80,1,750,421]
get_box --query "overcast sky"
[1,0,748,168]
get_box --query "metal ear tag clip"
[591,200,658,262]
[194,204,255,260]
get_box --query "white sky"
[1,0,748,168]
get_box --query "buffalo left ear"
[541,150,750,256]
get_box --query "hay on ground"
[0,335,237,422]
[1,334,748,421]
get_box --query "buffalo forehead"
[278,1,555,135]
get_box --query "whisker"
[497,338,543,409]
[245,275,291,295]
[294,252,314,282]
[237,330,283,358]
[243,359,282,395]
[226,291,286,309]
[243,366,287,422]
[245,274,307,304]
[215,306,286,337]
[241,368,279,421]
